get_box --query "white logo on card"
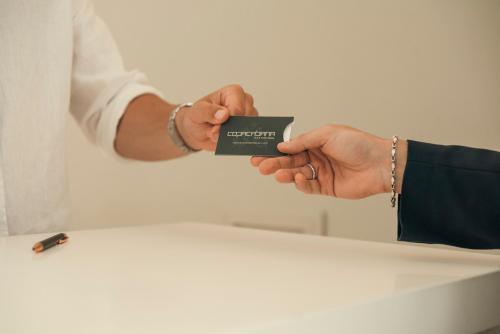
[227,131,276,139]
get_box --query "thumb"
[278,125,334,154]
[189,101,229,125]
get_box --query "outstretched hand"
[251,125,407,199]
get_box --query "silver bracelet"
[390,135,399,207]
[167,102,200,154]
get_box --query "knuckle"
[325,124,336,132]
[226,84,244,94]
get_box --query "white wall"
[67,0,500,244]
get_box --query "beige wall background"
[67,0,500,245]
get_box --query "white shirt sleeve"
[70,0,163,159]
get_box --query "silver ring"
[305,163,317,180]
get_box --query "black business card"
[215,116,294,156]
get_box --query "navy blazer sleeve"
[397,140,500,249]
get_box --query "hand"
[251,125,407,199]
[175,84,258,151]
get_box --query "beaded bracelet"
[391,136,399,207]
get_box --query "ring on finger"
[305,163,317,180]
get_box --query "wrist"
[171,103,200,152]
[395,139,408,194]
[174,106,187,141]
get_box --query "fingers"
[250,156,267,167]
[250,149,332,196]
[257,152,310,175]
[250,154,325,196]
[188,101,229,125]
[275,165,314,183]
[199,85,257,126]
[204,141,217,152]
[244,93,258,116]
[295,173,311,193]
[210,84,257,116]
[278,125,336,155]
[251,154,314,181]
[294,173,321,195]
[186,84,257,151]
[221,85,245,116]
[207,125,220,143]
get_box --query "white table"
[1,223,499,334]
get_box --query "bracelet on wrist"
[390,135,399,207]
[167,103,200,154]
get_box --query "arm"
[70,1,256,160]
[251,125,500,249]
[115,85,256,161]
[398,140,500,249]
[115,95,184,161]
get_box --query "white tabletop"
[1,222,499,334]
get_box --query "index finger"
[221,84,246,116]
[277,125,335,155]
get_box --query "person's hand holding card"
[251,125,397,199]
[175,85,258,151]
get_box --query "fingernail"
[215,109,227,120]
